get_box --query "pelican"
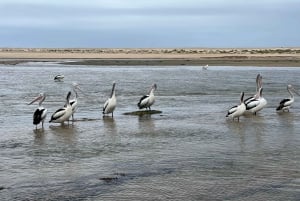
[54,74,64,81]
[245,75,267,115]
[202,64,208,70]
[137,83,157,110]
[49,91,72,124]
[103,82,117,117]
[276,85,300,112]
[226,92,246,121]
[69,82,81,121]
[28,93,47,129]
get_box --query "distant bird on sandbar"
[202,64,208,70]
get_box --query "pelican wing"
[245,99,260,110]
[103,99,109,113]
[276,98,290,111]
[33,108,46,125]
[244,96,255,105]
[137,95,149,109]
[226,105,238,117]
[70,99,78,112]
[70,100,76,106]
[50,108,66,121]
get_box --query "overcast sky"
[0,0,299,48]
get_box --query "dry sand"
[1,48,300,66]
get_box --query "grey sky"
[0,0,299,48]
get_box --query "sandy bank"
[1,48,300,66]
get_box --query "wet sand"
[0,48,300,66]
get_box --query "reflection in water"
[138,114,155,134]
[227,114,267,152]
[103,116,117,135]
[33,128,46,146]
[49,124,78,144]
[277,111,296,126]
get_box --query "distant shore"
[1,48,300,66]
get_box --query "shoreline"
[1,48,300,66]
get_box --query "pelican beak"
[28,95,42,105]
[76,85,84,93]
[293,88,300,96]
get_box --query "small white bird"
[137,83,157,110]
[226,92,246,121]
[28,93,47,129]
[276,84,300,112]
[49,91,72,124]
[103,82,117,117]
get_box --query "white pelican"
[54,74,64,81]
[137,83,157,110]
[276,84,300,112]
[202,64,208,70]
[49,91,72,124]
[245,75,267,115]
[103,81,117,117]
[226,92,246,121]
[69,82,81,121]
[28,93,47,129]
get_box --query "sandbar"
[0,48,300,66]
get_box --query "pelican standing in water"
[276,84,300,112]
[69,82,81,121]
[49,91,72,124]
[103,81,117,117]
[28,93,47,129]
[226,92,246,121]
[137,83,157,110]
[245,74,267,115]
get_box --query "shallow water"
[0,63,300,200]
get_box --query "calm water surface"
[0,63,300,200]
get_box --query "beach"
[1,47,300,66]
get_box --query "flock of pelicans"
[28,80,157,129]
[28,73,299,129]
[226,73,300,121]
